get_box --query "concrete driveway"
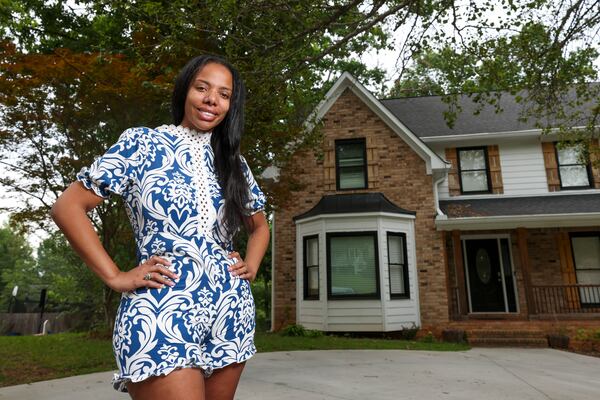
[1,348,599,400]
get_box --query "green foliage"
[388,10,599,141]
[419,331,435,343]
[0,223,40,311]
[575,328,600,342]
[280,323,324,338]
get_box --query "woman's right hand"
[106,256,179,293]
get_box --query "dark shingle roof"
[380,86,597,138]
[440,193,600,218]
[293,192,415,221]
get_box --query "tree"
[0,223,39,311]
[389,3,599,139]
[1,0,599,326]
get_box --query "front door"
[464,239,510,312]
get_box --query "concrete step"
[468,337,548,347]
[466,329,546,339]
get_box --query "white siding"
[296,214,420,332]
[379,219,421,331]
[499,140,548,195]
[433,139,548,199]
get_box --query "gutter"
[435,212,600,230]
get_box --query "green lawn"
[0,331,468,387]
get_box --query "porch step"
[466,329,548,347]
[468,337,548,347]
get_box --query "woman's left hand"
[227,251,257,281]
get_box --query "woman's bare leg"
[204,362,246,400]
[126,366,205,400]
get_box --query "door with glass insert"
[464,238,518,313]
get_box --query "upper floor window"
[457,147,491,194]
[336,138,367,190]
[556,143,591,189]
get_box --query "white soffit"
[305,72,449,175]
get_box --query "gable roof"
[306,72,449,174]
[380,85,598,140]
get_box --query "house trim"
[436,212,600,230]
[296,211,417,224]
[305,72,449,174]
[420,126,591,143]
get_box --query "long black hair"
[172,55,251,237]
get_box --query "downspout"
[433,171,447,218]
[270,211,276,332]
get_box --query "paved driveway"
[1,348,599,400]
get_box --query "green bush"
[420,331,435,343]
[280,323,323,337]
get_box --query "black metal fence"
[531,284,600,315]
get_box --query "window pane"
[389,264,405,295]
[572,237,600,270]
[461,170,488,192]
[388,235,404,265]
[557,146,583,164]
[337,141,366,189]
[339,166,366,189]
[572,236,600,304]
[330,235,377,296]
[307,238,319,266]
[459,149,486,170]
[337,143,364,162]
[308,266,319,296]
[559,166,589,187]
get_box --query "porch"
[444,227,600,321]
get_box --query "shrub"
[280,323,323,337]
[398,323,419,340]
[420,331,435,343]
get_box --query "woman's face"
[181,62,233,132]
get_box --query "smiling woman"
[182,63,232,132]
[50,55,270,400]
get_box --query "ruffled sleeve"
[240,155,267,216]
[76,128,143,199]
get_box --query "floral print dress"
[76,124,266,392]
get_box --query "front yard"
[0,330,469,387]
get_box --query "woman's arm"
[50,181,178,292]
[228,211,270,281]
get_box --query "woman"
[51,55,270,400]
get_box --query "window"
[326,232,379,299]
[556,143,591,189]
[303,235,320,300]
[335,139,367,190]
[387,232,410,299]
[570,233,600,306]
[457,147,491,194]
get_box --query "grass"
[0,330,469,388]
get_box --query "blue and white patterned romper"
[76,124,266,392]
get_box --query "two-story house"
[270,72,600,338]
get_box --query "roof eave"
[305,72,447,175]
[435,212,600,231]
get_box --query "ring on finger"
[143,272,153,281]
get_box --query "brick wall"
[273,88,449,330]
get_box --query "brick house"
[269,72,600,336]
